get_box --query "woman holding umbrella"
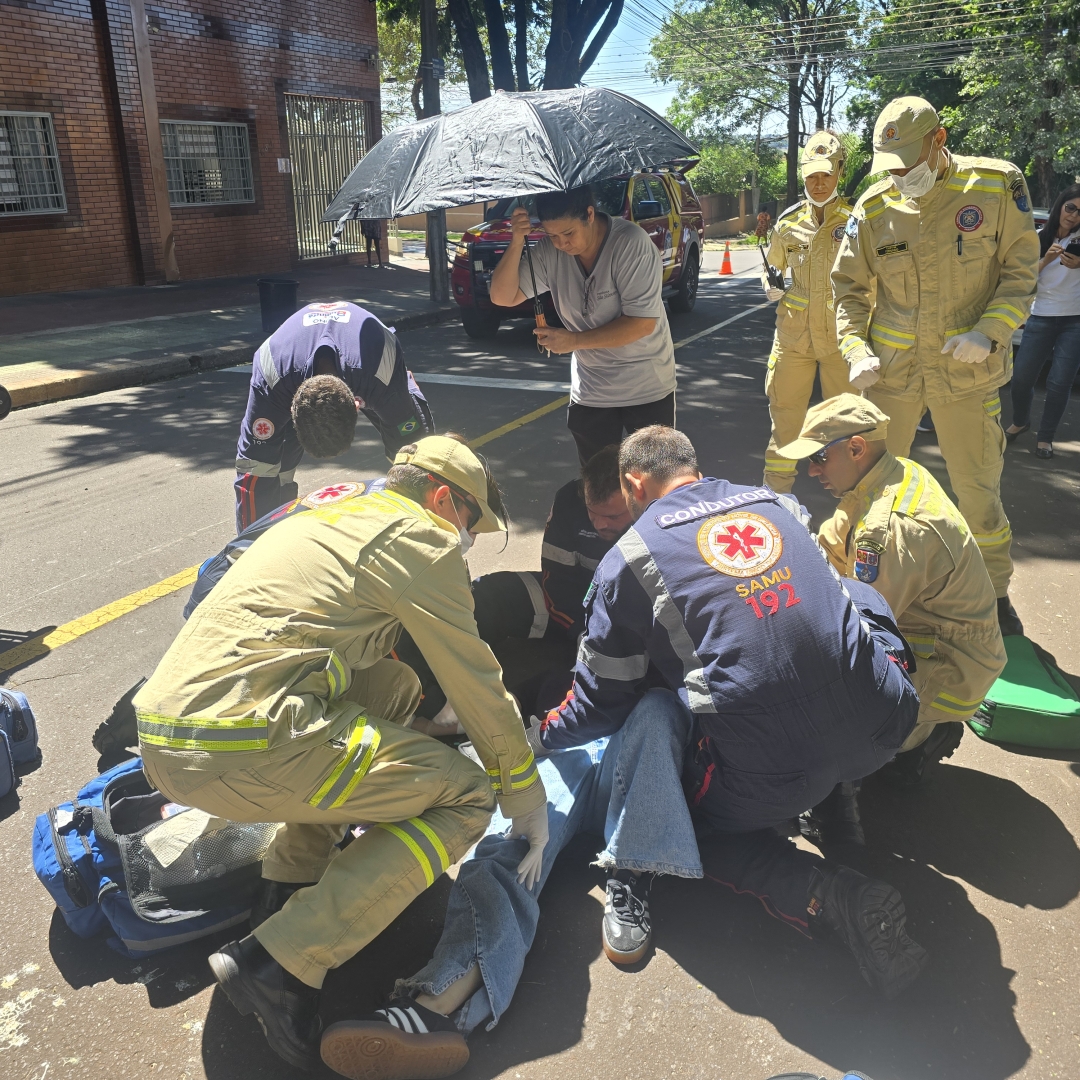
[489,185,676,465]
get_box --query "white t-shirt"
[1031,228,1080,316]
[518,215,676,408]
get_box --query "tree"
[651,0,860,206]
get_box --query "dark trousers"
[567,391,676,466]
[1010,313,1080,441]
[697,827,822,938]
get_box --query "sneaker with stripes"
[320,995,469,1080]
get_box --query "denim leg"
[595,688,703,878]
[698,828,824,939]
[1010,316,1058,428]
[1038,315,1080,441]
[397,738,610,1034]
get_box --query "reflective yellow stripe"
[307,718,381,810]
[781,293,809,310]
[839,334,866,358]
[945,325,975,337]
[376,817,449,887]
[326,652,348,700]
[869,323,917,349]
[487,751,540,794]
[906,634,936,659]
[982,305,1023,330]
[945,179,1006,193]
[972,525,1012,548]
[136,709,268,752]
[983,396,1002,417]
[932,692,985,716]
[765,457,798,473]
[892,460,926,516]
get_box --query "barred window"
[160,121,255,206]
[0,112,67,216]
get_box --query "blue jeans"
[397,688,701,1034]
[1010,314,1080,441]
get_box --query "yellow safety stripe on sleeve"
[487,752,540,794]
[325,652,348,700]
[136,710,269,752]
[982,396,1002,418]
[931,691,986,716]
[765,456,798,474]
[972,525,1012,549]
[307,718,381,810]
[869,323,917,350]
[376,817,450,888]
[781,293,809,311]
[945,325,975,338]
[945,177,1006,194]
[981,304,1024,331]
[892,460,926,516]
[839,334,866,359]
[862,192,904,221]
[905,633,936,659]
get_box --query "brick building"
[0,0,381,295]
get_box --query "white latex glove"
[765,285,785,302]
[848,354,882,390]
[525,715,549,759]
[942,330,992,364]
[510,803,549,889]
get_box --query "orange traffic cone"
[719,241,733,275]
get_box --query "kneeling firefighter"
[133,435,546,1072]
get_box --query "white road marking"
[672,302,773,350]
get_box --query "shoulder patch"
[301,481,366,508]
[1009,175,1031,212]
[845,215,859,239]
[697,512,783,578]
[854,539,883,583]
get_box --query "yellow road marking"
[0,399,569,676]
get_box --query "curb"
[2,304,459,412]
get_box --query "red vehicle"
[451,169,705,339]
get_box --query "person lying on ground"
[234,300,433,531]
[132,435,546,1073]
[778,394,1006,790]
[314,426,928,1080]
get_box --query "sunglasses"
[808,428,876,465]
[1063,203,1080,216]
[428,473,481,531]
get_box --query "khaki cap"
[393,435,506,533]
[872,96,940,172]
[775,394,890,459]
[801,132,844,177]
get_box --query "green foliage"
[691,140,785,200]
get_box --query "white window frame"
[160,120,255,207]
[0,111,67,217]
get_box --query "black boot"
[809,864,927,999]
[801,781,865,847]
[997,596,1024,637]
[250,879,317,930]
[877,722,964,788]
[208,935,322,1071]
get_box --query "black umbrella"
[322,87,698,225]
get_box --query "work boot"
[877,722,964,789]
[250,879,317,931]
[91,677,146,759]
[208,935,321,1071]
[800,781,865,847]
[997,596,1024,637]
[808,865,927,999]
[321,996,469,1080]
[602,870,653,965]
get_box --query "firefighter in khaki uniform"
[133,436,547,1074]
[761,131,854,491]
[778,395,1006,786]
[832,96,1039,636]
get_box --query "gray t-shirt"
[518,214,676,407]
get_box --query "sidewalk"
[0,258,456,410]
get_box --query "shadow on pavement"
[47,908,222,1008]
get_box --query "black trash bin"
[257,278,300,334]
[0,384,11,422]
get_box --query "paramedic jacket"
[540,478,919,829]
[234,302,432,530]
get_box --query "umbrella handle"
[523,239,551,355]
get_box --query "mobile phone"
[1064,239,1080,258]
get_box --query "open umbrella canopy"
[322,87,699,223]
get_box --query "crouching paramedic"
[133,435,546,1073]
[777,394,1006,786]
[234,300,433,530]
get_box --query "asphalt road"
[1,277,1079,1080]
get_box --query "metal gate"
[285,94,370,259]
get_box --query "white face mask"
[804,184,838,208]
[451,498,474,556]
[892,149,939,199]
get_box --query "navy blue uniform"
[234,302,432,531]
[540,478,918,932]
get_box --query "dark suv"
[451,170,705,338]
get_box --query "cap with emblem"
[775,394,890,459]
[800,131,845,177]
[393,435,507,532]
[872,96,940,172]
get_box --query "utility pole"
[420,0,449,303]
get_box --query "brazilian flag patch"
[397,417,420,436]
